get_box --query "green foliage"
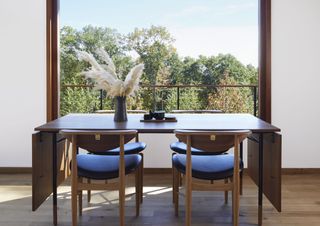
[60,25,129,115]
[60,25,258,116]
[207,76,254,113]
[165,88,202,112]
[126,26,177,110]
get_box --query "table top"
[35,113,280,133]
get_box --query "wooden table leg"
[52,133,58,226]
[240,142,243,195]
[258,133,264,226]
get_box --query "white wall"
[1,0,320,168]
[141,134,176,168]
[0,0,46,167]
[272,0,320,167]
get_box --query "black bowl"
[143,114,153,120]
[153,111,165,120]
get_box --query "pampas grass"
[77,48,144,97]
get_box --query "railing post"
[152,86,156,111]
[177,87,180,110]
[160,90,164,110]
[99,89,103,110]
[253,86,257,116]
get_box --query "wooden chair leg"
[87,178,91,203]
[119,142,126,226]
[173,166,179,216]
[78,190,83,216]
[240,170,243,195]
[231,176,234,223]
[232,188,235,224]
[119,183,125,226]
[233,190,239,225]
[140,153,144,204]
[71,179,78,226]
[233,175,240,226]
[234,139,240,226]
[224,178,228,204]
[185,176,192,226]
[71,136,78,226]
[135,166,140,217]
[172,153,175,203]
[78,178,83,217]
[179,173,183,186]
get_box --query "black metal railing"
[61,84,258,116]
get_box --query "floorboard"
[0,174,320,226]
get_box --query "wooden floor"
[0,173,320,226]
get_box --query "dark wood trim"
[246,168,320,175]
[47,0,271,121]
[46,0,52,121]
[281,168,320,175]
[0,167,32,174]
[46,0,59,121]
[245,168,320,175]
[258,0,272,122]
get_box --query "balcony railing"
[61,84,258,116]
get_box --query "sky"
[60,0,258,66]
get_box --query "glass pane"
[59,0,258,115]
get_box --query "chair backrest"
[175,130,251,154]
[61,130,137,153]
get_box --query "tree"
[59,25,258,115]
[127,26,177,110]
[207,73,254,113]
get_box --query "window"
[46,0,271,121]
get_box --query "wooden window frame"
[46,0,272,123]
[46,0,59,121]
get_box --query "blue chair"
[172,130,250,226]
[61,130,143,226]
[171,140,229,204]
[171,141,226,155]
[86,134,146,203]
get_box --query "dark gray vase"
[114,96,127,122]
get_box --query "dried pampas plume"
[76,48,144,97]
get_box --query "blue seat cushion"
[77,154,142,180]
[170,142,226,155]
[93,142,146,155]
[172,154,243,180]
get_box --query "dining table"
[32,113,281,225]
